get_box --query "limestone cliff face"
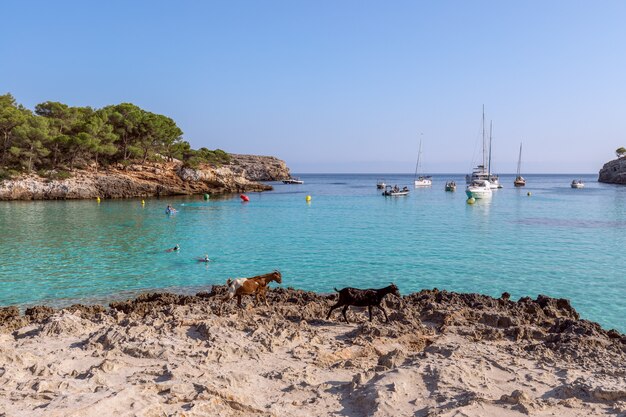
[598,157,626,185]
[0,154,289,200]
[227,154,290,181]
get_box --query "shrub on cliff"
[182,147,231,169]
[0,168,20,181]
[616,147,626,158]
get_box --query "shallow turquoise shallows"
[1,174,624,332]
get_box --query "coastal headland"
[1,287,624,416]
[598,156,626,185]
[0,154,290,200]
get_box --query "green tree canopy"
[0,93,224,177]
[0,93,28,165]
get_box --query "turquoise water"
[1,174,624,332]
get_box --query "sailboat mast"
[414,138,422,180]
[482,105,486,169]
[488,121,493,175]
[517,142,523,176]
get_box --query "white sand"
[0,290,624,416]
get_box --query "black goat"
[326,284,401,324]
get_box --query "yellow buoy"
[96,197,101,203]
[141,199,145,205]
[306,195,312,202]
[466,197,475,205]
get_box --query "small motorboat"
[376,179,386,189]
[382,185,409,197]
[465,179,492,199]
[445,181,456,192]
[283,177,304,184]
[571,179,584,189]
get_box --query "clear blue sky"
[1,0,625,173]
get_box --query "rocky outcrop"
[598,157,626,184]
[0,154,289,200]
[227,153,290,181]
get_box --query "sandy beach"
[0,287,624,416]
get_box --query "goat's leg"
[263,290,269,308]
[237,294,243,308]
[377,305,390,322]
[342,305,350,324]
[326,303,341,320]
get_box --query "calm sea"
[1,173,624,332]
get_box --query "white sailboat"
[514,142,526,187]
[466,107,501,189]
[413,139,432,187]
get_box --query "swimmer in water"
[166,244,180,253]
[200,254,211,262]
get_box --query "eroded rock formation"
[0,154,290,200]
[227,153,291,181]
[598,156,626,184]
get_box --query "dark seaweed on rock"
[1,288,624,367]
[109,293,197,316]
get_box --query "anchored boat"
[514,142,526,187]
[283,177,304,184]
[382,185,410,197]
[466,107,501,189]
[466,179,493,199]
[413,138,432,187]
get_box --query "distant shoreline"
[0,155,291,201]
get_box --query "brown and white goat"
[326,283,400,323]
[223,270,282,308]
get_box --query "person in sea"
[166,205,176,214]
[166,244,180,253]
[198,254,211,262]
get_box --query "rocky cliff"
[0,154,291,200]
[227,153,291,181]
[598,157,626,184]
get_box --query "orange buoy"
[240,194,249,202]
